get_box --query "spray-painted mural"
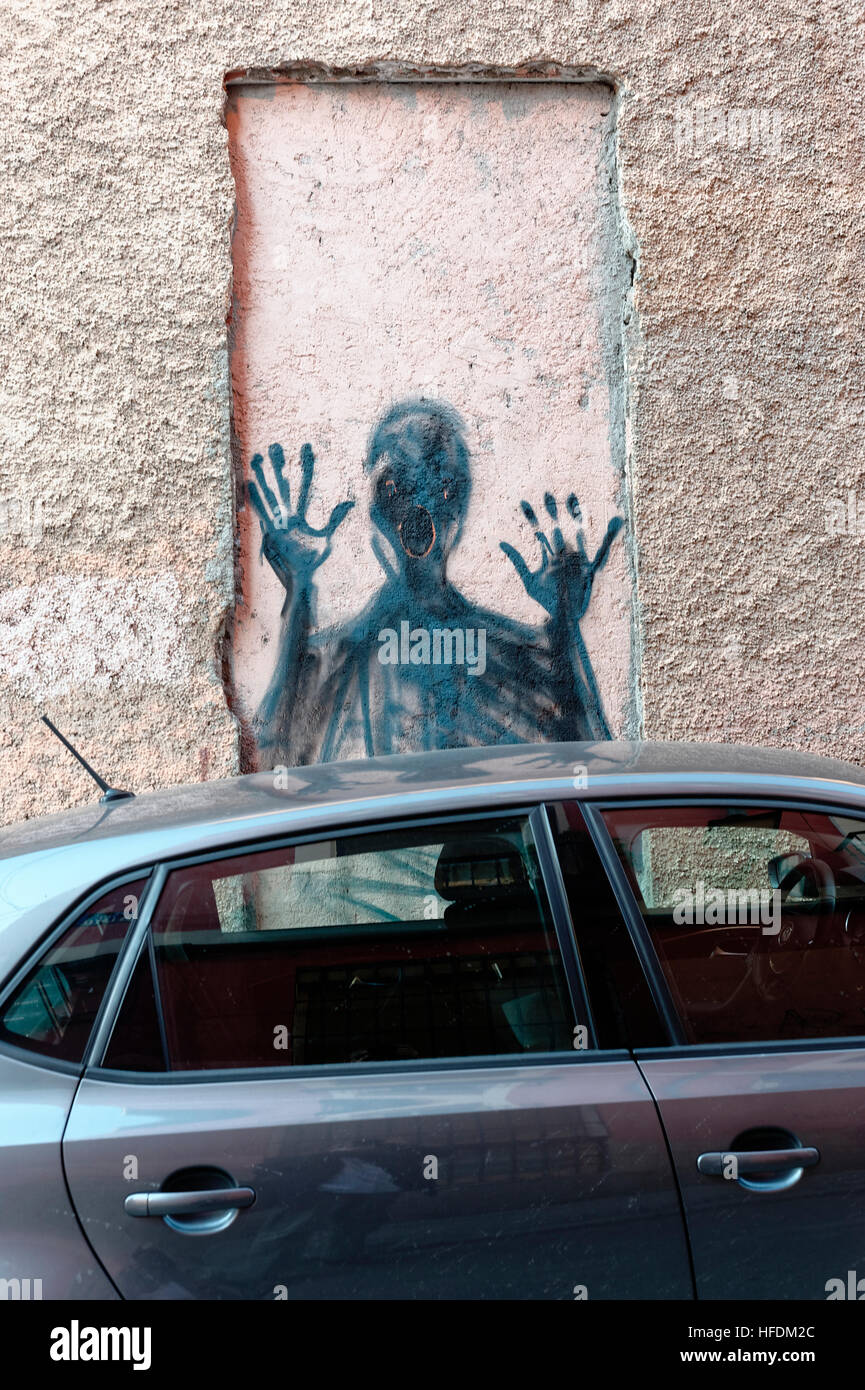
[228,81,633,769]
[248,399,624,763]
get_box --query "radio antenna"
[41,715,135,803]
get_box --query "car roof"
[4,738,865,860]
[2,739,865,990]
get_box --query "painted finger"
[323,498,355,537]
[250,455,280,519]
[567,492,589,559]
[591,515,625,573]
[500,540,533,589]
[267,443,291,513]
[543,492,559,520]
[295,442,315,517]
[248,478,275,531]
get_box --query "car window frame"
[583,794,865,1057]
[87,803,613,1082]
[0,867,157,1076]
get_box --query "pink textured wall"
[228,80,633,765]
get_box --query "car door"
[62,805,693,1300]
[588,795,865,1301]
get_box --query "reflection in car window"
[137,816,576,1071]
[602,804,865,1045]
[0,878,148,1063]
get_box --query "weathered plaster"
[0,0,860,821]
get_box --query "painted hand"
[247,443,354,593]
[500,493,624,624]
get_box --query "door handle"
[124,1186,256,1217]
[697,1147,819,1176]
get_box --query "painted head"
[366,398,471,587]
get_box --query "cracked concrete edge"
[596,74,646,744]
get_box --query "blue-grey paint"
[247,399,624,768]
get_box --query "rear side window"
[601,802,865,1045]
[113,816,577,1071]
[0,878,148,1063]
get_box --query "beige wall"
[0,0,861,822]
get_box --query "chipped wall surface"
[0,1,862,822]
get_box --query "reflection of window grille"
[292,953,568,1065]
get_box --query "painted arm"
[500,492,625,739]
[247,442,354,758]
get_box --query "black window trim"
[582,792,865,1056]
[87,804,602,1079]
[545,798,669,1050]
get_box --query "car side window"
[601,802,865,1045]
[0,877,149,1063]
[107,815,577,1072]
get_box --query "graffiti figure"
[247,398,624,766]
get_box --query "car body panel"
[0,1052,118,1299]
[63,1058,693,1300]
[638,1048,865,1300]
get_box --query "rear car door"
[62,805,692,1299]
[590,796,865,1300]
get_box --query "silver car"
[2,739,865,1301]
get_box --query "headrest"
[434,837,530,903]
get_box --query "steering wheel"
[749,856,836,1003]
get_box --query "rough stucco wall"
[228,80,633,765]
[0,0,861,823]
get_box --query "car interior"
[604,806,865,1044]
[0,878,148,1062]
[148,832,574,1070]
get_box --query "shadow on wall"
[246,398,624,768]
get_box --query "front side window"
[0,878,148,1063]
[118,815,576,1071]
[601,803,865,1045]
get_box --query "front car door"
[0,872,150,1299]
[587,794,865,1300]
[62,804,692,1299]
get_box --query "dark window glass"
[103,945,165,1072]
[547,802,666,1048]
[146,817,576,1070]
[602,803,865,1045]
[0,878,148,1063]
